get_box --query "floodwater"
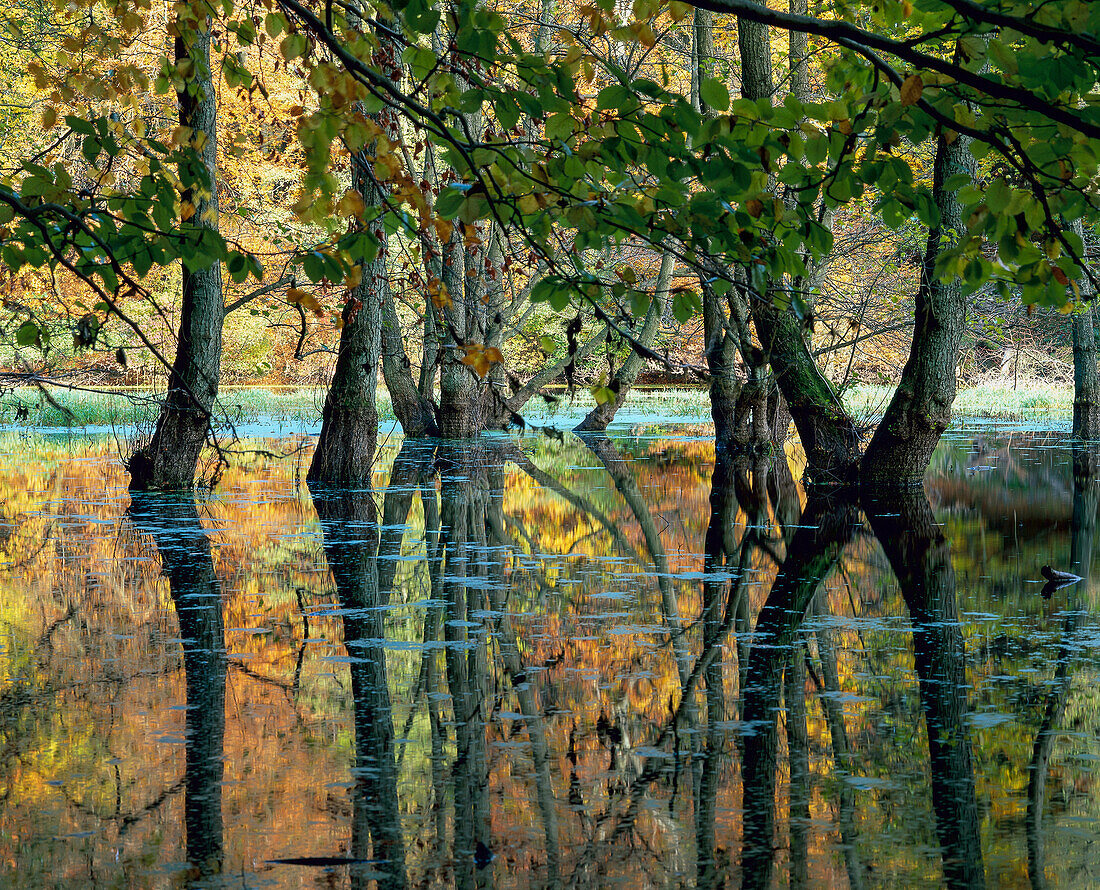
[0,424,1098,888]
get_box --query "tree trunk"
[1070,220,1100,440]
[861,126,975,484]
[128,17,222,490]
[574,252,672,432]
[308,8,395,481]
[738,16,860,480]
[382,289,440,437]
[753,300,860,478]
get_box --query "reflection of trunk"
[864,488,986,889]
[740,495,859,888]
[438,448,493,888]
[420,466,449,859]
[1027,447,1097,889]
[128,495,225,877]
[482,459,561,883]
[786,644,809,888]
[812,593,866,890]
[695,447,734,888]
[128,19,222,490]
[310,482,407,889]
[581,433,690,687]
[575,253,673,432]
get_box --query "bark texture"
[737,16,860,479]
[128,19,222,490]
[1071,220,1100,440]
[860,127,975,484]
[382,289,439,437]
[308,10,394,481]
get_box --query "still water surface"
[1,424,1098,888]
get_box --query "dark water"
[1,425,1098,888]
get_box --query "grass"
[0,381,1077,430]
[842,382,1074,420]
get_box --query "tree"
[307,4,397,482]
[6,0,1100,486]
[127,6,224,490]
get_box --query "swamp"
[0,416,1098,887]
[4,0,1100,884]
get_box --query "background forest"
[0,0,1099,487]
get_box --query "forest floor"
[0,381,1075,429]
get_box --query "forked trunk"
[738,15,860,480]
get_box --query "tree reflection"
[739,490,861,889]
[1027,444,1098,890]
[864,486,987,890]
[309,444,426,890]
[437,445,496,890]
[127,494,226,883]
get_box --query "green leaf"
[15,321,38,347]
[82,136,101,164]
[672,289,701,323]
[434,187,465,218]
[700,77,730,112]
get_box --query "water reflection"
[1027,444,1098,890]
[128,494,226,884]
[311,473,408,888]
[864,488,985,889]
[0,429,1098,886]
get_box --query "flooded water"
[1,425,1098,888]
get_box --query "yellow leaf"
[287,287,324,316]
[668,1,691,22]
[170,125,193,146]
[429,279,452,309]
[432,217,454,243]
[345,264,363,289]
[900,73,923,107]
[591,385,615,405]
[41,107,57,129]
[336,190,366,218]
[180,201,196,221]
[460,344,503,379]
